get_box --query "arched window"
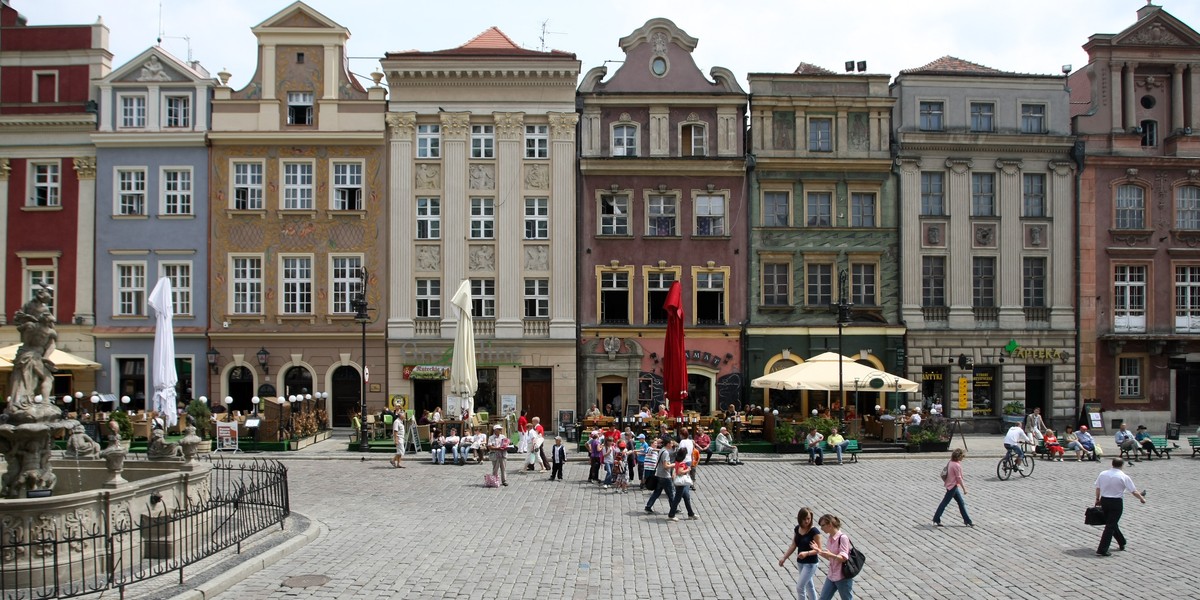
[283,365,313,398]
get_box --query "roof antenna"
[157,0,193,62]
[538,19,563,52]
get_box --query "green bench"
[816,439,861,463]
[1121,436,1176,461]
[1188,436,1200,458]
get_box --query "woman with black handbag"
[813,514,855,600]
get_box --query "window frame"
[114,167,148,216]
[416,197,441,240]
[158,260,193,317]
[470,197,495,240]
[694,193,727,236]
[1174,264,1200,333]
[645,192,679,237]
[761,257,793,307]
[597,266,634,324]
[330,160,364,211]
[118,93,147,129]
[804,260,834,308]
[1023,173,1046,218]
[850,191,877,227]
[471,125,495,159]
[1113,264,1147,333]
[612,123,638,157]
[972,256,996,308]
[681,123,707,157]
[231,160,265,211]
[808,116,833,152]
[32,70,58,103]
[1175,185,1200,230]
[471,278,496,319]
[523,278,550,319]
[692,266,729,325]
[920,172,945,216]
[114,261,147,317]
[415,278,441,318]
[417,124,441,159]
[28,160,61,208]
[761,189,790,227]
[598,192,630,236]
[1022,256,1047,309]
[921,255,946,308]
[1140,119,1158,147]
[969,101,995,133]
[279,254,314,315]
[286,91,314,126]
[163,94,191,128]
[281,160,315,210]
[644,267,680,325]
[24,266,56,317]
[524,197,549,240]
[161,166,193,216]
[805,189,833,227]
[524,124,549,159]
[1115,184,1147,230]
[230,254,264,315]
[1020,103,1046,134]
[330,255,363,315]
[850,260,878,306]
[919,100,944,131]
[1117,355,1145,399]
[971,172,996,217]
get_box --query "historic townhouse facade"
[578,19,746,416]
[0,2,109,395]
[893,57,1076,432]
[745,65,900,419]
[381,28,580,425]
[208,2,386,426]
[91,47,214,411]
[1073,5,1200,429]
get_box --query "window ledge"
[328,210,367,220]
[158,214,195,220]
[693,234,731,239]
[596,234,634,239]
[22,205,63,212]
[1019,215,1050,221]
[113,214,149,220]
[226,314,265,324]
[646,235,683,240]
[918,214,948,219]
[758,305,795,314]
[326,314,358,324]
[112,314,148,320]
[278,209,318,218]
[226,210,266,219]
[276,314,316,325]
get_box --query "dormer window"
[119,95,146,128]
[651,57,668,77]
[287,92,313,125]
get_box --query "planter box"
[288,430,332,451]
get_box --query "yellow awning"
[0,344,100,370]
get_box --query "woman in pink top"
[813,514,853,599]
[932,448,974,527]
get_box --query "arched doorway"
[226,365,254,413]
[330,365,361,427]
[283,366,313,398]
[685,372,714,415]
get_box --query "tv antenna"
[538,19,564,52]
[157,0,193,62]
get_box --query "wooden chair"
[365,414,379,439]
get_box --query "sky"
[12,0,1200,90]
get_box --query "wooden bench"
[816,439,861,463]
[1121,436,1176,461]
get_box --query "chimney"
[1136,3,1159,21]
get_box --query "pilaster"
[1173,64,1186,132]
[387,112,416,338]
[549,112,578,338]
[1049,160,1074,329]
[895,157,923,324]
[1123,62,1137,131]
[441,111,470,338]
[649,106,669,157]
[945,158,973,328]
[717,106,739,157]
[73,157,97,325]
[1110,61,1123,132]
[494,111,524,338]
[996,159,1024,329]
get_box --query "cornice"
[579,95,747,107]
[580,157,746,175]
[752,157,893,173]
[207,131,385,144]
[92,132,208,148]
[0,114,97,129]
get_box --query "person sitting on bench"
[1076,426,1097,460]
[1134,425,1159,460]
[708,426,742,465]
[1043,429,1065,461]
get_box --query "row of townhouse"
[3,1,1198,432]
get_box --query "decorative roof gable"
[104,46,210,84]
[388,27,573,58]
[793,62,835,75]
[579,17,743,94]
[253,1,339,30]
[901,55,1004,75]
[1112,8,1200,47]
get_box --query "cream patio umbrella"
[448,280,478,420]
[147,277,178,428]
[751,352,920,392]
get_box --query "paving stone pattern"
[194,445,1200,600]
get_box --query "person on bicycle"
[1003,422,1032,465]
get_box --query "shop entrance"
[330,365,361,426]
[413,379,444,419]
[1025,366,1049,415]
[1175,363,1200,425]
[521,368,552,425]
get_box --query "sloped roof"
[901,55,1005,75]
[793,62,835,75]
[387,26,575,58]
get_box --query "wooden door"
[522,380,552,426]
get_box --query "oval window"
[651,57,667,77]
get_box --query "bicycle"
[997,442,1035,480]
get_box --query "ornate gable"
[253,1,340,30]
[104,47,209,85]
[1112,8,1200,47]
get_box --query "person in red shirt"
[1043,429,1065,461]
[517,410,528,433]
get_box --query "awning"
[0,344,101,370]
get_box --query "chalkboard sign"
[716,373,742,410]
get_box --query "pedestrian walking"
[1094,458,1146,556]
[586,430,603,483]
[549,436,566,481]
[932,449,973,527]
[390,415,406,468]
[667,447,697,521]
[487,424,510,487]
[642,436,660,491]
[778,507,822,600]
[813,514,854,600]
[644,437,676,514]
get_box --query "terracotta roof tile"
[461,26,522,50]
[793,62,836,75]
[902,55,1005,75]
[386,27,575,58]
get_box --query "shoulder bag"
[840,538,866,579]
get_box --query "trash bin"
[1166,422,1181,440]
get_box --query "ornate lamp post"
[834,268,854,425]
[353,267,371,452]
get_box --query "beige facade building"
[381,29,580,427]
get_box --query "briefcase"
[1084,505,1106,526]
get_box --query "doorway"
[521,368,552,426]
[226,366,254,414]
[331,365,360,426]
[1025,366,1048,415]
[413,379,444,419]
[600,382,623,416]
[1175,363,1200,425]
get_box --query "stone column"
[649,106,669,157]
[0,158,8,324]
[895,157,923,327]
[440,112,470,338]
[1110,61,1124,133]
[493,112,524,338]
[73,157,97,325]
[1123,62,1137,131]
[1190,65,1200,131]
[996,159,1023,329]
[1049,160,1074,329]
[945,158,973,329]
[549,112,578,338]
[1173,64,1186,132]
[387,112,416,338]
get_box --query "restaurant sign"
[1003,339,1065,361]
[403,365,450,380]
[684,349,723,368]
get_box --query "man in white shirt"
[1113,423,1137,454]
[391,416,406,468]
[1094,458,1146,556]
[1003,423,1032,465]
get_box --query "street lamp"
[833,268,854,425]
[207,347,220,374]
[256,347,271,374]
[353,267,371,452]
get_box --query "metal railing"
[0,458,289,599]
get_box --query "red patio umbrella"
[662,281,687,419]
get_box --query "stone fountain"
[0,287,79,498]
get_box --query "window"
[160,262,192,315]
[647,194,677,237]
[231,256,262,314]
[117,358,146,411]
[116,263,146,316]
[1115,185,1145,229]
[233,162,264,210]
[525,125,548,159]
[972,257,996,307]
[695,195,725,236]
[281,256,312,314]
[26,269,55,316]
[415,278,440,318]
[600,271,630,323]
[695,271,726,324]
[417,124,441,158]
[919,101,944,131]
[120,95,146,128]
[1113,265,1146,333]
[922,256,946,307]
[682,124,706,157]
[600,194,629,235]
[164,95,190,128]
[851,263,877,305]
[763,262,791,306]
[34,71,57,103]
[471,279,496,318]
[282,162,314,210]
[1176,186,1200,230]
[332,162,363,210]
[763,191,789,226]
[1021,104,1045,133]
[416,197,441,239]
[806,192,832,227]
[1118,357,1142,398]
[287,92,313,125]
[1175,266,1200,332]
[331,256,363,314]
[920,172,944,216]
[806,263,832,306]
[1140,119,1158,147]
[471,125,494,159]
[524,279,549,318]
[1023,173,1045,218]
[969,102,994,132]
[1022,257,1046,308]
[613,124,638,156]
[29,162,60,207]
[116,169,146,215]
[647,271,676,324]
[971,173,995,217]
[808,118,833,152]
[524,197,549,240]
[162,168,192,215]
[851,193,876,227]
[470,198,494,239]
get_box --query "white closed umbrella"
[147,277,178,428]
[449,280,478,419]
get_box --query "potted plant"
[909,418,952,452]
[773,421,803,453]
[107,409,133,450]
[186,399,213,439]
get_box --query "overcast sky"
[13,1,1200,90]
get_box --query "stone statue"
[147,428,183,460]
[63,424,101,459]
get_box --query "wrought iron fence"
[0,457,289,599]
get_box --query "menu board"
[971,367,995,416]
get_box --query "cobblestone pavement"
[185,440,1200,600]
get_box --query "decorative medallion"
[440,113,470,139]
[493,112,524,141]
[973,223,997,248]
[72,157,96,179]
[651,32,669,56]
[136,55,174,81]
[415,164,440,190]
[386,113,416,138]
[549,112,578,141]
[921,222,946,248]
[1025,224,1047,248]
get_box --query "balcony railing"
[414,318,440,337]
[473,319,495,337]
[921,305,949,322]
[523,319,549,337]
[973,306,998,328]
[1024,306,1050,328]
